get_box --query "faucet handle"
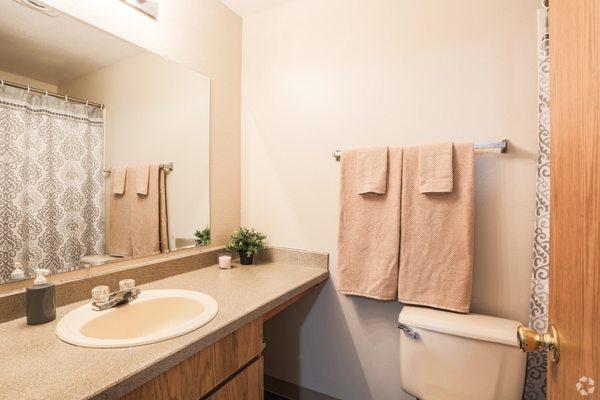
[119,279,136,291]
[92,285,110,303]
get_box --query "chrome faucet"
[91,279,140,311]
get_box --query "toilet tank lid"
[398,306,522,347]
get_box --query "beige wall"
[59,53,211,249]
[0,70,57,92]
[44,0,242,245]
[242,0,538,399]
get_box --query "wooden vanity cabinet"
[210,357,264,400]
[119,286,316,399]
[120,319,264,400]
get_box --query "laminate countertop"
[0,260,328,400]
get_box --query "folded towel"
[418,142,453,193]
[131,163,161,258]
[107,166,135,257]
[398,143,474,313]
[108,164,169,258]
[356,147,388,195]
[136,164,150,196]
[111,167,127,195]
[337,147,403,300]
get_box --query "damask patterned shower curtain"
[0,84,105,283]
[522,2,550,399]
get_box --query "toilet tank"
[398,306,526,400]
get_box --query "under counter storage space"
[0,248,328,400]
[120,319,264,400]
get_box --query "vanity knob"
[119,279,136,291]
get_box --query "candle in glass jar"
[218,254,232,269]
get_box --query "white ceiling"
[220,0,295,17]
[0,0,144,85]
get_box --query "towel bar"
[332,139,509,161]
[103,162,174,173]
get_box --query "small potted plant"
[194,227,210,246]
[226,227,267,265]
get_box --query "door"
[549,0,600,398]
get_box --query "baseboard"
[264,375,340,400]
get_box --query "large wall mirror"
[0,1,210,285]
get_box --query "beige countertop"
[0,260,328,400]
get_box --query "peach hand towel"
[418,142,453,193]
[131,163,161,258]
[107,166,135,257]
[136,164,150,195]
[356,147,388,195]
[337,147,403,300]
[111,166,126,195]
[398,143,474,313]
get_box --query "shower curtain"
[0,84,105,283]
[523,2,550,399]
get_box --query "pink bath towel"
[398,143,474,313]
[337,147,403,300]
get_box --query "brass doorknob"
[517,324,560,363]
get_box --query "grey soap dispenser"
[26,268,56,325]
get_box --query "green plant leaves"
[194,227,210,246]
[225,227,267,257]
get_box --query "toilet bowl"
[398,306,526,400]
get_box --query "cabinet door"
[121,320,263,400]
[210,357,264,400]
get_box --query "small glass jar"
[218,254,232,270]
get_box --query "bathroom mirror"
[0,1,210,284]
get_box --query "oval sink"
[56,289,218,348]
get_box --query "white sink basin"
[56,289,218,348]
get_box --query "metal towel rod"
[103,162,174,173]
[332,139,509,161]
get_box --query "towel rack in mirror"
[103,162,174,173]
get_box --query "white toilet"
[398,306,526,400]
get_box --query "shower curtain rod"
[0,79,104,109]
[332,139,509,161]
